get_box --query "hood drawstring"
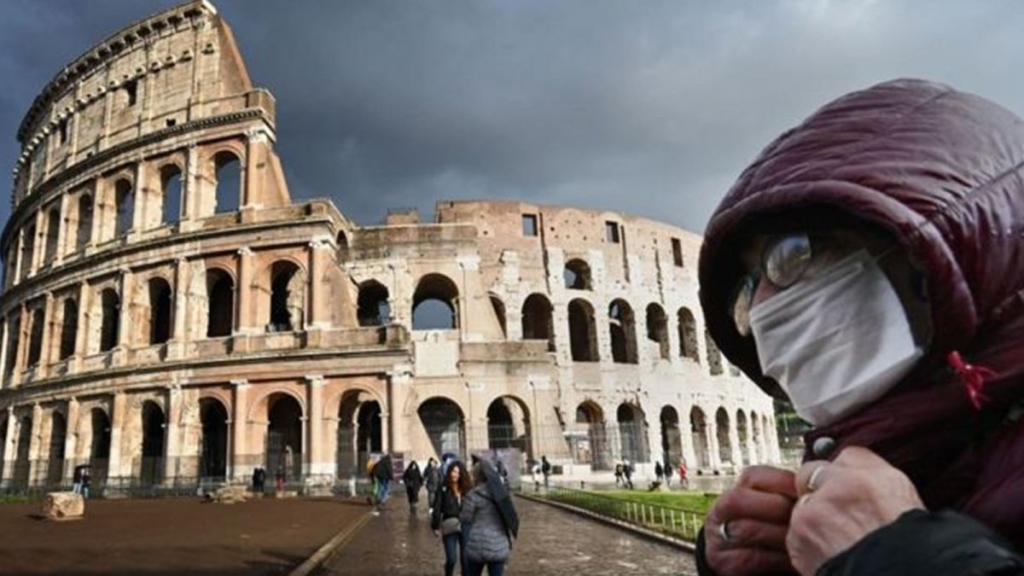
[948,351,997,410]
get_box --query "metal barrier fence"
[534,484,707,542]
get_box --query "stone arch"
[486,395,531,460]
[336,389,383,479]
[59,297,77,360]
[690,406,710,469]
[418,397,465,458]
[206,268,234,337]
[521,293,554,351]
[99,288,120,353]
[705,329,724,375]
[564,259,592,290]
[160,163,183,225]
[660,405,682,468]
[44,206,60,264]
[213,151,242,214]
[199,398,229,479]
[357,280,390,327]
[412,273,459,330]
[677,307,699,362]
[616,403,649,463]
[609,299,638,364]
[646,303,670,360]
[567,298,598,362]
[267,260,306,332]
[147,277,173,345]
[140,400,166,485]
[736,409,750,466]
[20,221,35,280]
[715,406,732,466]
[46,411,67,487]
[114,178,134,237]
[27,306,44,367]
[574,400,608,469]
[88,407,111,482]
[76,193,93,252]
[489,293,507,338]
[266,393,304,481]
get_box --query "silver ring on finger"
[807,464,826,493]
[718,519,734,545]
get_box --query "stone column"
[231,380,250,480]
[115,269,133,364]
[181,144,199,223]
[707,421,722,470]
[28,403,42,486]
[12,230,24,286]
[55,193,70,265]
[38,292,54,377]
[164,386,181,482]
[1,408,15,485]
[130,160,147,235]
[73,283,89,371]
[107,392,126,480]
[235,247,254,334]
[242,129,265,209]
[168,257,188,359]
[30,211,45,276]
[306,239,333,330]
[305,375,325,475]
[0,316,10,387]
[12,305,28,386]
[65,397,80,473]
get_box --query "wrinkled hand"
[787,447,925,576]
[704,466,798,575]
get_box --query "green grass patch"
[537,488,717,542]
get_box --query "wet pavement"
[317,496,696,576]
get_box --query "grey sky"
[2,0,1023,234]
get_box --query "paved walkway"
[317,496,696,576]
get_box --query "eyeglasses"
[730,233,814,336]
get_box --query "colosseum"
[0,0,778,493]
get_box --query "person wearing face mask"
[694,79,1024,576]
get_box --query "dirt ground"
[0,496,369,576]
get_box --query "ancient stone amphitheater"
[0,0,777,493]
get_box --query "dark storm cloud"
[4,0,1024,233]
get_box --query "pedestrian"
[403,459,424,514]
[695,79,1024,575]
[255,467,266,493]
[540,455,551,488]
[424,457,440,514]
[622,461,633,490]
[614,462,624,486]
[72,464,85,494]
[664,460,673,488]
[677,460,688,490]
[370,453,393,515]
[80,466,91,499]
[654,461,664,483]
[275,466,285,492]
[431,460,472,576]
[461,460,519,576]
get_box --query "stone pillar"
[707,421,722,470]
[231,380,250,480]
[107,392,126,480]
[242,129,265,209]
[12,230,24,286]
[168,257,189,359]
[305,375,326,475]
[30,211,44,276]
[164,386,181,482]
[55,193,69,265]
[181,144,199,223]
[28,403,42,486]
[235,247,254,334]
[307,239,332,330]
[38,292,54,377]
[0,316,10,387]
[115,269,133,363]
[130,161,147,235]
[1,408,15,485]
[73,283,89,372]
[768,418,782,465]
[65,397,80,472]
[90,180,105,248]
[12,304,28,386]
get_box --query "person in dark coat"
[403,460,424,513]
[461,460,518,576]
[695,79,1024,575]
[431,460,472,576]
[424,457,440,513]
[370,453,393,512]
[654,461,664,483]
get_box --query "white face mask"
[749,250,923,427]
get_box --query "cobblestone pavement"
[318,496,696,576]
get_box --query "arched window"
[148,278,173,345]
[213,152,241,214]
[44,207,60,264]
[567,299,599,362]
[269,261,303,332]
[4,316,20,376]
[206,270,234,337]
[521,293,554,351]
[20,223,35,280]
[609,299,638,364]
[412,273,459,330]
[706,329,723,375]
[59,298,78,360]
[114,179,134,237]
[161,165,183,225]
[646,303,670,360]
[76,194,93,252]
[99,289,120,352]
[357,280,390,327]
[563,259,592,290]
[27,307,44,367]
[677,307,699,362]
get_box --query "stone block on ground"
[213,485,249,504]
[273,490,298,499]
[44,492,84,521]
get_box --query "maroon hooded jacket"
[698,79,1024,549]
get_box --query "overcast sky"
[2,0,1024,234]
